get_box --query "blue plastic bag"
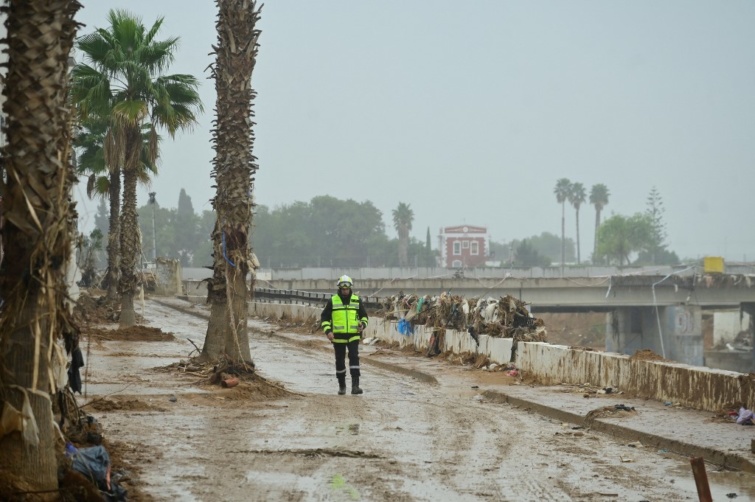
[397,318,413,336]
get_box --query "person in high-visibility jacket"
[321,275,369,395]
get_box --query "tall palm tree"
[567,182,586,264]
[75,117,120,298]
[74,118,159,299]
[0,0,81,490]
[201,0,262,364]
[589,183,610,261]
[72,10,202,326]
[553,178,571,275]
[392,202,414,268]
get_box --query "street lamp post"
[148,192,157,261]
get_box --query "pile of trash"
[379,292,547,342]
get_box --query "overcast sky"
[73,1,755,262]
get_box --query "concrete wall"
[516,342,755,412]
[249,301,514,365]
[251,301,755,413]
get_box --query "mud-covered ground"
[77,298,754,501]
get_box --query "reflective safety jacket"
[321,293,369,344]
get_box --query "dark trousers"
[333,340,360,383]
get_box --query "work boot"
[351,377,363,395]
[338,385,347,395]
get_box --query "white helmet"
[336,275,353,288]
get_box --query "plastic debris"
[736,407,754,425]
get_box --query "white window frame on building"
[452,260,462,268]
[453,241,461,255]
[462,240,469,249]
[470,241,479,255]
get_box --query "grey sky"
[73,1,755,262]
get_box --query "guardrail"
[253,288,385,310]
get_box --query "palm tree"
[0,0,80,490]
[589,183,610,261]
[74,118,159,299]
[72,10,202,326]
[392,202,414,267]
[568,182,586,264]
[553,178,571,275]
[200,0,262,364]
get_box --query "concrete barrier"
[516,342,755,412]
[248,301,755,413]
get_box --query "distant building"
[437,225,489,268]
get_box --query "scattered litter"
[626,441,643,448]
[735,407,754,425]
[619,456,633,463]
[664,401,672,406]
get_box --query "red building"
[437,225,489,268]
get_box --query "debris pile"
[380,292,547,342]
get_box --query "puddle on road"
[667,464,755,500]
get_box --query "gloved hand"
[326,330,334,341]
[358,322,366,334]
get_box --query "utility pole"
[148,192,157,261]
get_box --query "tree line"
[82,180,676,273]
[553,179,678,267]
[84,193,436,270]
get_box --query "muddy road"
[81,298,752,501]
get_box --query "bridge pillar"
[606,305,703,365]
[745,303,755,373]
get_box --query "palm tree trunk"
[0,0,81,490]
[202,0,260,364]
[118,127,142,327]
[560,202,565,276]
[398,228,409,267]
[202,227,253,363]
[575,208,581,264]
[0,292,58,487]
[593,208,600,261]
[105,168,120,299]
